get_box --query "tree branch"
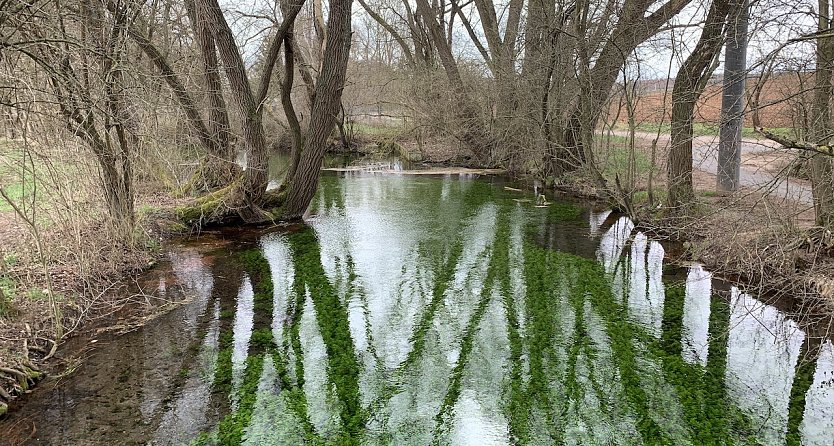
[254,0,306,107]
[105,0,219,155]
[357,0,415,66]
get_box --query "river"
[1,170,832,445]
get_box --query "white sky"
[221,0,820,80]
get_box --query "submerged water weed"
[214,355,265,445]
[289,228,364,444]
[239,248,274,316]
[200,248,280,445]
[188,178,818,445]
[434,211,511,435]
[786,339,818,446]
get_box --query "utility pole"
[717,0,749,193]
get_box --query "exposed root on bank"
[174,178,287,227]
[176,157,242,198]
[0,338,47,417]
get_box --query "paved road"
[610,131,814,205]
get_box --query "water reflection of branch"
[432,218,505,435]
[288,228,364,440]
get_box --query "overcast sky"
[222,0,820,80]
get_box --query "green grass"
[0,276,15,317]
[0,179,38,212]
[599,146,657,182]
[613,122,799,140]
[26,288,48,301]
[346,122,403,139]
[0,139,89,215]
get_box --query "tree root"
[175,181,243,224]
[175,179,288,227]
[0,363,45,417]
[42,341,57,361]
[0,338,49,418]
[176,157,241,197]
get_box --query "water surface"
[1,172,832,446]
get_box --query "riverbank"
[0,191,181,416]
[398,128,833,313]
[575,130,834,316]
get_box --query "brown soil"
[610,72,805,128]
[0,188,188,414]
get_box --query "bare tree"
[810,0,834,229]
[1,0,139,235]
[667,0,740,209]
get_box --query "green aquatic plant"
[513,240,564,443]
[214,355,266,445]
[289,228,364,444]
[434,212,511,434]
[213,331,235,394]
[239,248,275,316]
[189,177,815,446]
[576,256,669,444]
[786,339,818,446]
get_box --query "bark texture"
[667,0,737,209]
[811,0,834,229]
[281,0,354,218]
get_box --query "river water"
[1,171,832,445]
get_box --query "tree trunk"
[184,0,234,189]
[668,0,736,209]
[199,0,270,213]
[811,0,834,229]
[716,0,748,193]
[554,0,692,177]
[281,0,354,218]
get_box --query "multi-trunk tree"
[114,0,354,223]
